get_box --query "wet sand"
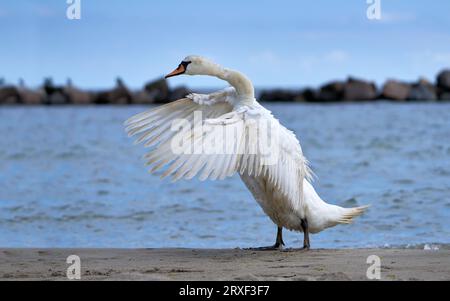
[1,248,449,281]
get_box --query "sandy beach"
[1,248,449,281]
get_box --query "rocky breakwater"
[0,77,190,105]
[1,69,450,104]
[259,69,450,102]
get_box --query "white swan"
[125,55,368,250]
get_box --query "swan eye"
[181,61,192,68]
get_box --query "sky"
[1,0,450,89]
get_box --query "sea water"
[0,102,449,248]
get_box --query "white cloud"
[431,52,450,65]
[249,50,283,67]
[298,50,350,72]
[324,50,349,63]
[32,4,57,18]
[250,49,349,70]
[408,50,450,65]
[405,50,450,81]
[380,12,416,24]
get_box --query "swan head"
[165,55,221,78]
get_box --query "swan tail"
[336,205,370,224]
[303,179,369,233]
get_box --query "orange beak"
[165,64,186,78]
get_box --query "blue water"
[0,103,449,248]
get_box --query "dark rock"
[300,88,318,102]
[16,79,44,105]
[132,90,155,104]
[47,91,69,105]
[42,78,69,105]
[95,78,132,104]
[439,92,450,101]
[292,94,307,102]
[381,80,411,101]
[18,88,44,105]
[259,89,299,102]
[169,86,191,101]
[0,86,21,104]
[42,78,58,95]
[64,78,92,104]
[437,69,450,91]
[407,78,437,101]
[289,92,308,102]
[408,85,436,101]
[144,78,170,103]
[94,91,110,104]
[343,77,377,101]
[317,81,345,101]
[64,86,93,105]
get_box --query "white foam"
[423,244,439,251]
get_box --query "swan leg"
[245,227,284,251]
[301,218,310,250]
[284,219,310,252]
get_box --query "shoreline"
[1,99,450,108]
[2,69,450,105]
[1,248,449,280]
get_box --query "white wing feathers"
[125,89,311,203]
[186,87,237,106]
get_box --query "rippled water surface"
[1,103,449,248]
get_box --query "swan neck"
[214,67,255,101]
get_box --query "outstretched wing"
[125,97,232,148]
[125,95,311,203]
